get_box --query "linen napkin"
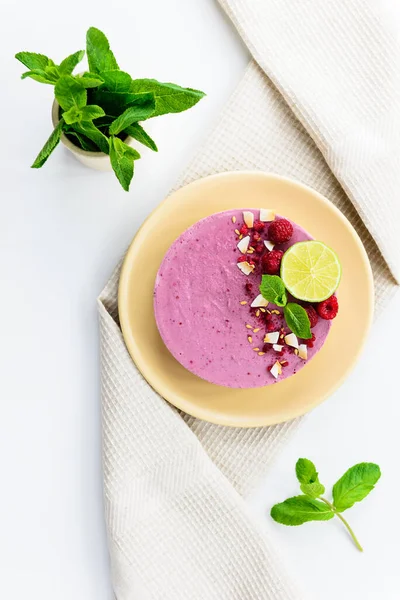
[99,1,399,598]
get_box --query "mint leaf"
[58,50,85,75]
[31,119,64,168]
[259,275,287,307]
[124,123,158,151]
[64,129,98,152]
[109,136,140,191]
[44,65,60,82]
[81,105,105,120]
[271,496,334,526]
[129,79,205,117]
[63,104,105,124]
[15,51,52,70]
[101,70,132,93]
[55,75,86,111]
[75,72,105,88]
[109,94,156,134]
[62,106,82,125]
[296,458,325,498]
[21,69,54,85]
[296,458,319,484]
[71,121,109,154]
[91,90,142,116]
[301,481,325,498]
[284,303,312,339]
[86,27,119,74]
[332,463,381,512]
[272,458,381,551]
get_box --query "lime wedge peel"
[280,241,341,302]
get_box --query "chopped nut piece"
[237,235,250,254]
[272,344,283,352]
[298,344,308,360]
[247,336,253,343]
[240,300,248,305]
[263,331,280,344]
[237,261,255,276]
[253,327,261,333]
[232,216,237,223]
[250,294,269,308]
[284,333,299,349]
[259,209,276,222]
[243,211,254,228]
[264,240,275,251]
[270,361,282,378]
[234,229,240,236]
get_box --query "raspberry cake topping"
[317,295,339,320]
[261,249,284,275]
[268,218,294,244]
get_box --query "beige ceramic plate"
[119,172,374,427]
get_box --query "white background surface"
[1,1,399,599]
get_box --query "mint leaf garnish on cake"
[259,275,287,307]
[283,303,312,339]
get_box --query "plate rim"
[118,171,374,427]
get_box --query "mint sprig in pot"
[15,27,205,191]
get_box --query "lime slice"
[281,241,341,302]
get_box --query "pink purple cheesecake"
[154,209,334,388]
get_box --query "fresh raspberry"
[305,305,318,328]
[317,295,339,320]
[249,254,259,264]
[268,219,293,244]
[261,250,284,275]
[245,282,253,293]
[254,243,264,254]
[253,220,265,232]
[252,231,262,243]
[237,255,247,263]
[239,224,249,236]
[262,344,271,353]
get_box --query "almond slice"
[270,361,282,379]
[243,211,254,228]
[264,240,275,251]
[250,294,269,308]
[298,344,308,360]
[259,209,276,222]
[237,235,250,254]
[237,261,255,276]
[272,344,283,352]
[263,331,280,344]
[284,333,299,349]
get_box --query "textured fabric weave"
[99,2,399,598]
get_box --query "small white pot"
[51,99,133,172]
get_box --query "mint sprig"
[15,27,205,191]
[259,275,287,307]
[271,458,381,551]
[283,303,312,339]
[259,276,312,338]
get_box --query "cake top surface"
[154,209,331,388]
